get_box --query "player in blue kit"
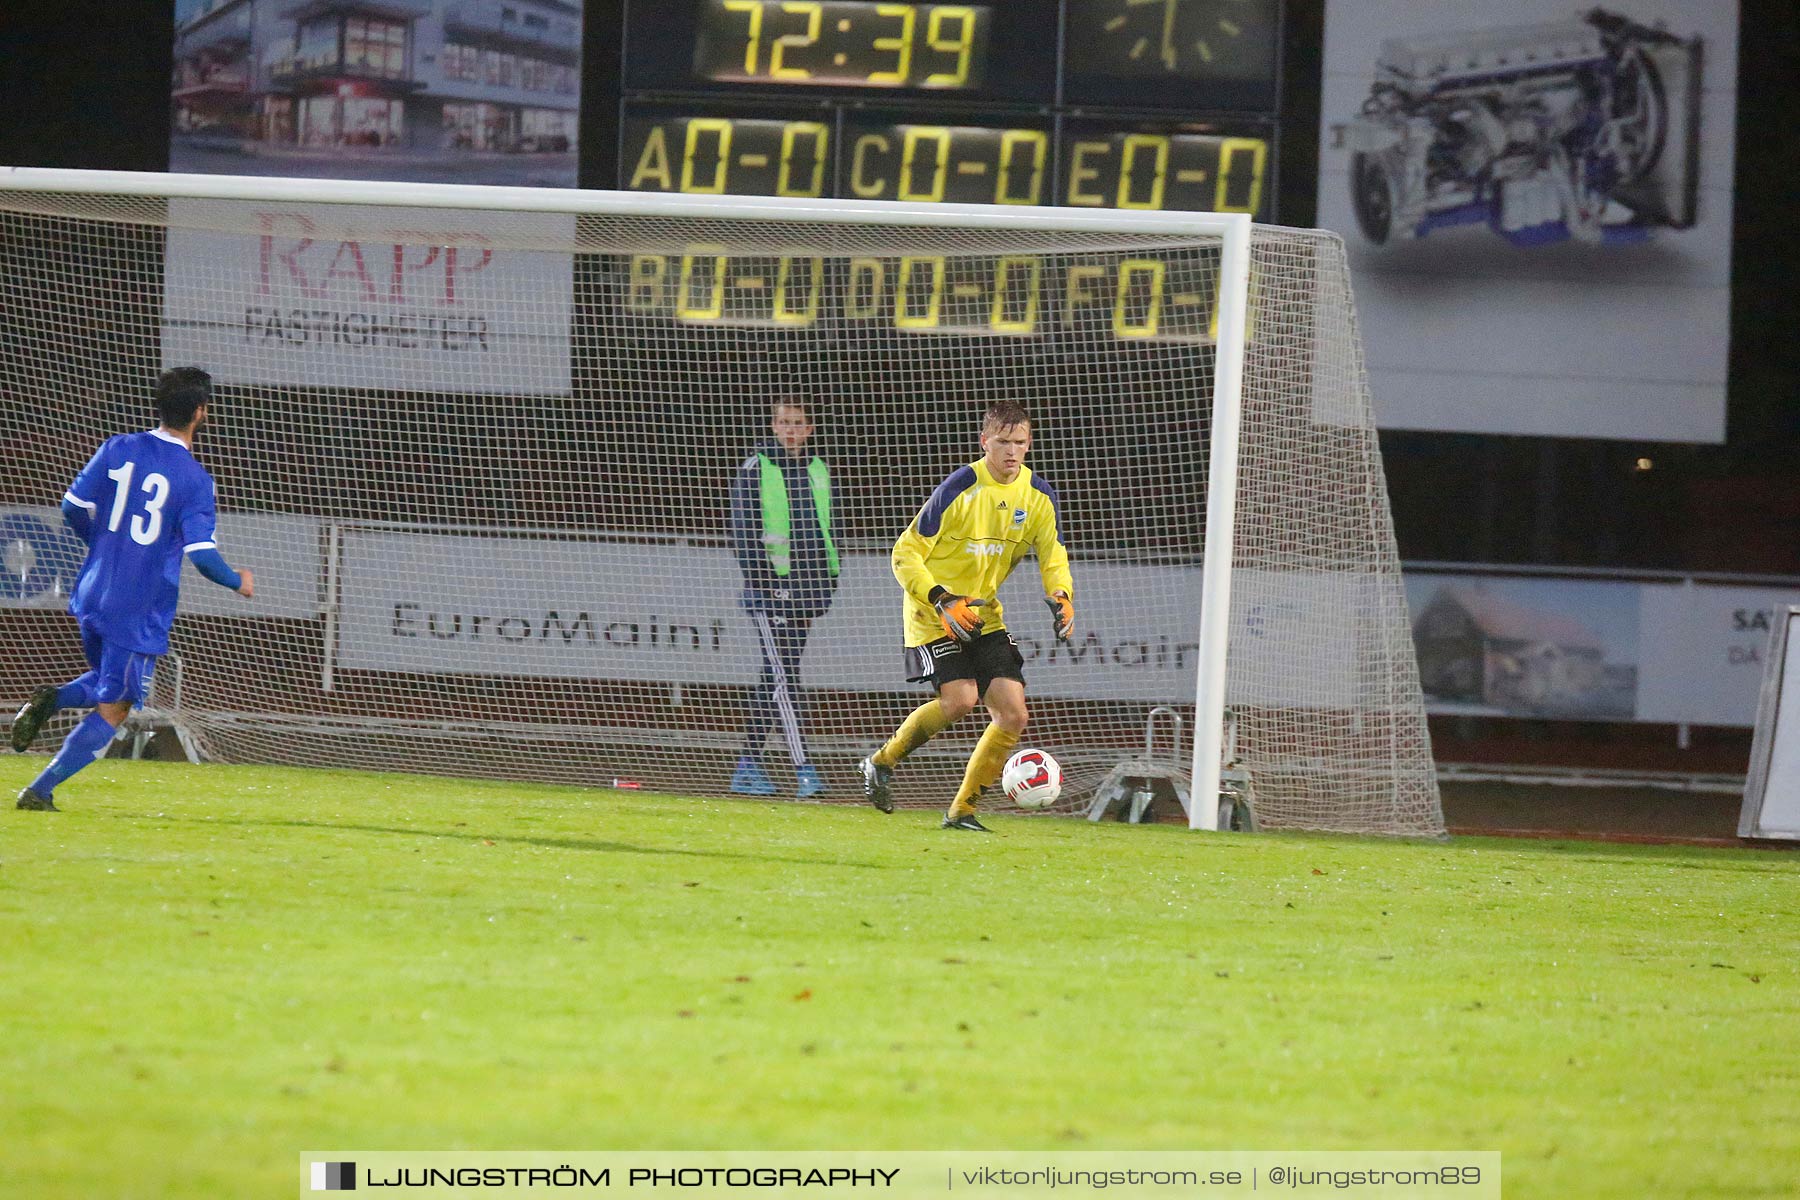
[10,367,254,812]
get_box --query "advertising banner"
[1405,570,1800,726]
[1406,572,1642,719]
[0,506,320,620]
[170,0,582,188]
[162,199,575,395]
[21,505,1792,729]
[1635,584,1800,726]
[176,510,324,621]
[335,533,762,685]
[0,507,87,611]
[332,531,1368,707]
[1317,0,1738,442]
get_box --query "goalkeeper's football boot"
[859,756,894,813]
[10,686,57,753]
[731,756,776,796]
[16,785,58,812]
[795,763,826,799]
[941,812,992,832]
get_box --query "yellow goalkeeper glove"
[1045,590,1074,643]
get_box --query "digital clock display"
[694,1,991,89]
[623,0,1057,102]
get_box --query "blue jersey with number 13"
[64,429,221,655]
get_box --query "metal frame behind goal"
[1085,706,1258,830]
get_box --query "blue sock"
[30,712,118,799]
[56,674,99,710]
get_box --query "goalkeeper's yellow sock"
[873,700,954,769]
[949,724,1019,816]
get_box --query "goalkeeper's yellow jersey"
[891,459,1072,648]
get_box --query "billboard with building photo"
[1406,574,1641,720]
[170,0,581,187]
[1317,1,1738,442]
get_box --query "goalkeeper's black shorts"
[904,630,1025,694]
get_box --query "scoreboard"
[617,0,1284,219]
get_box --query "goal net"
[0,169,1442,837]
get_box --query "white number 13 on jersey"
[106,461,171,546]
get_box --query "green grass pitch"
[2,758,1796,1199]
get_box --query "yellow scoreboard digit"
[1061,122,1272,217]
[623,246,1239,345]
[842,119,1051,205]
[623,113,831,198]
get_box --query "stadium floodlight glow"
[0,166,1441,836]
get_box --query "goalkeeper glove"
[1045,590,1074,643]
[929,586,988,646]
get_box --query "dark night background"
[4,0,1793,573]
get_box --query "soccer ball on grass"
[1001,748,1062,810]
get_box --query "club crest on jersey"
[1012,508,1026,526]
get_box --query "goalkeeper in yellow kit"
[859,401,1074,831]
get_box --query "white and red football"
[1001,748,1062,810]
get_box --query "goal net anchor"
[108,653,203,766]
[109,710,204,765]
[1217,708,1260,832]
[1085,706,1259,829]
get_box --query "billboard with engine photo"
[1318,1,1738,442]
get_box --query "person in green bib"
[728,396,839,798]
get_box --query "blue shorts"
[79,619,158,708]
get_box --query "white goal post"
[0,166,1441,836]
